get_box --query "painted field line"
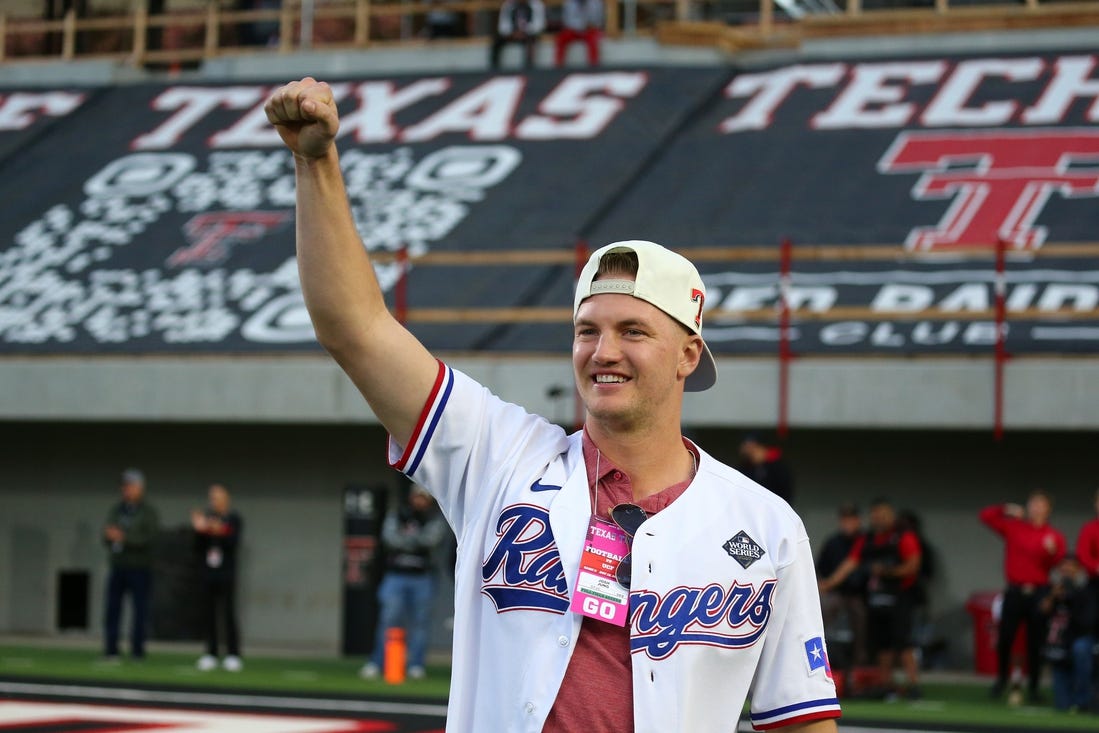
[738,723,966,733]
[0,680,448,718]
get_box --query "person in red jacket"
[980,490,1067,702]
[1078,489,1099,586]
[1078,488,1099,637]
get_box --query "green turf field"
[836,684,1099,731]
[1,644,1097,730]
[0,644,450,699]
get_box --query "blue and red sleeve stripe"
[389,360,453,477]
[750,697,841,730]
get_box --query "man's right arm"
[265,78,439,446]
[978,504,1012,537]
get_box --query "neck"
[585,418,695,501]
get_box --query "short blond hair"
[594,250,639,280]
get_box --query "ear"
[677,334,703,381]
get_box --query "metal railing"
[0,0,1093,64]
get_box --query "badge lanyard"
[569,449,631,626]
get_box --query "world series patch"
[723,530,765,569]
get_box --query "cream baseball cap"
[574,240,717,392]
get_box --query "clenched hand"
[265,77,340,160]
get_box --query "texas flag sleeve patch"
[804,636,831,677]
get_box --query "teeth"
[595,375,627,383]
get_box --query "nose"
[592,332,622,364]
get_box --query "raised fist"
[265,77,340,160]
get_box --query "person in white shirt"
[490,0,546,69]
[264,76,841,733]
[555,0,604,67]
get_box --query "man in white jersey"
[265,77,840,733]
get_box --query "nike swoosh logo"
[530,479,562,492]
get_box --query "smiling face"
[572,286,701,434]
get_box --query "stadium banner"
[592,51,1099,355]
[0,87,90,163]
[0,55,1097,356]
[0,70,725,354]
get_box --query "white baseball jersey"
[389,362,840,732]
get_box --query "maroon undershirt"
[542,434,697,732]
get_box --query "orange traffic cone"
[383,627,407,685]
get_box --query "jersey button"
[613,471,623,480]
[524,701,536,714]
[557,635,569,647]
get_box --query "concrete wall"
[691,426,1099,669]
[4,355,1099,430]
[2,419,1096,668]
[0,421,400,653]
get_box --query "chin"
[585,400,642,428]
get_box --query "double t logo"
[169,211,289,267]
[879,129,1099,251]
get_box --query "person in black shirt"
[360,484,449,680]
[1041,555,1097,712]
[489,0,545,70]
[103,468,160,661]
[191,484,244,672]
[816,503,869,669]
[821,498,923,699]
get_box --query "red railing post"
[777,238,793,439]
[395,245,409,326]
[993,237,1008,441]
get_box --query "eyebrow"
[574,317,652,329]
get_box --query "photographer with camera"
[820,498,922,700]
[1041,555,1097,712]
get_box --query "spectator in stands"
[819,498,922,699]
[103,468,160,661]
[423,0,465,39]
[146,0,165,51]
[816,502,869,669]
[236,0,280,47]
[490,0,545,70]
[980,491,1067,703]
[1040,555,1096,712]
[737,433,795,504]
[554,0,603,67]
[361,484,450,681]
[192,484,244,673]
